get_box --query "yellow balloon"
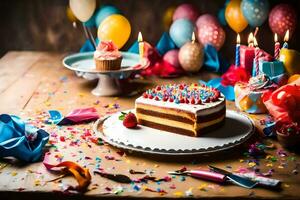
[225,0,248,33]
[66,6,77,22]
[280,48,300,75]
[69,0,96,22]
[97,14,131,49]
[288,74,300,84]
[163,6,176,30]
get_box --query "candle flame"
[274,33,278,43]
[138,32,143,42]
[248,32,254,45]
[284,30,289,42]
[192,32,195,42]
[254,37,258,47]
[237,34,240,44]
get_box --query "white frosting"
[135,94,225,116]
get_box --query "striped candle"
[235,34,241,67]
[274,33,280,60]
[254,37,260,76]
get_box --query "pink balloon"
[163,49,180,68]
[196,15,225,51]
[173,4,200,22]
[196,14,218,29]
[269,4,297,37]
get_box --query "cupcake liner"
[95,57,122,71]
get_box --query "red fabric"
[220,65,250,86]
[264,82,300,123]
[140,42,184,78]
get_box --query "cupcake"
[94,41,122,71]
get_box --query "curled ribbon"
[0,114,49,162]
[43,153,91,192]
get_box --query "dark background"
[1,0,299,63]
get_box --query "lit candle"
[274,33,280,60]
[191,32,196,43]
[138,32,144,60]
[235,34,241,67]
[248,32,254,47]
[254,37,260,76]
[282,30,289,49]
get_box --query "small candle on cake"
[274,33,280,60]
[254,37,260,76]
[235,34,241,67]
[282,30,289,49]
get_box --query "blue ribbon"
[0,114,49,162]
[200,78,235,101]
[155,32,177,55]
[203,44,229,73]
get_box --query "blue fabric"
[47,110,63,124]
[0,114,49,162]
[200,78,235,101]
[80,38,100,52]
[128,40,139,54]
[156,32,177,55]
[203,44,229,73]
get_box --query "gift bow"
[0,114,49,162]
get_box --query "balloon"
[69,0,96,22]
[97,14,131,49]
[172,4,200,22]
[94,5,121,28]
[196,14,218,28]
[269,4,297,38]
[225,0,248,32]
[196,15,226,50]
[163,6,176,30]
[83,15,95,27]
[218,8,227,26]
[66,6,77,22]
[179,41,204,73]
[169,19,195,48]
[241,0,269,27]
[163,50,180,69]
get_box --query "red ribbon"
[43,153,91,192]
[221,65,250,86]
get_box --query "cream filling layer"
[136,103,225,121]
[137,113,225,133]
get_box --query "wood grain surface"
[0,51,299,199]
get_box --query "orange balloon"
[163,6,176,30]
[225,0,248,33]
[288,74,300,84]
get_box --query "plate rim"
[93,109,255,156]
[62,51,141,74]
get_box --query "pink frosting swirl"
[94,41,121,59]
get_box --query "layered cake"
[135,83,226,137]
[94,41,122,71]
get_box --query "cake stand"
[93,110,255,156]
[62,52,145,96]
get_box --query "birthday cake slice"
[135,83,226,137]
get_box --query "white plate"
[93,110,255,155]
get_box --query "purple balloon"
[173,4,200,22]
[163,49,180,68]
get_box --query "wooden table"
[0,51,299,199]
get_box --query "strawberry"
[119,112,137,128]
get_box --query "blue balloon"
[241,0,269,27]
[218,8,227,26]
[169,19,194,48]
[94,5,121,27]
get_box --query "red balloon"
[269,4,297,37]
[173,4,200,22]
[196,14,226,51]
